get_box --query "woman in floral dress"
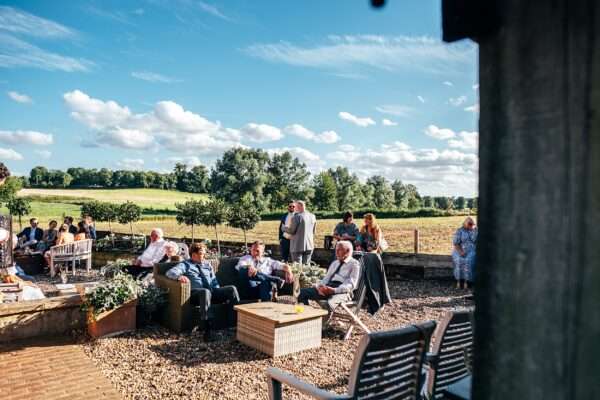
[452,217,477,289]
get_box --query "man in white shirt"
[126,228,166,278]
[236,240,293,301]
[298,240,360,310]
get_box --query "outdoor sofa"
[153,257,296,332]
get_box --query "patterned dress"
[452,227,477,281]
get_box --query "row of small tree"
[80,201,142,235]
[174,195,260,256]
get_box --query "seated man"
[236,240,293,301]
[298,240,360,310]
[166,242,239,341]
[17,218,43,250]
[126,228,166,278]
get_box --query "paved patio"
[0,336,122,400]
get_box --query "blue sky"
[0,0,478,196]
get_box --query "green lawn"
[18,188,208,210]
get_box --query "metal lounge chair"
[266,321,436,400]
[424,309,474,399]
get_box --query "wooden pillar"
[472,1,600,399]
[413,229,419,254]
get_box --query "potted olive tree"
[82,272,139,338]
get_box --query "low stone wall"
[0,295,85,342]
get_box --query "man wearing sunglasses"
[278,201,295,262]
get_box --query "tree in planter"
[199,198,229,257]
[175,199,204,243]
[228,194,260,249]
[117,201,141,236]
[6,197,31,230]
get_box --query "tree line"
[18,148,477,212]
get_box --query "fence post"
[414,229,419,254]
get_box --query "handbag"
[379,234,389,252]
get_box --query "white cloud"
[464,103,480,113]
[131,71,181,83]
[133,8,145,15]
[197,1,232,21]
[7,90,31,103]
[472,83,479,90]
[327,150,361,162]
[0,147,22,160]
[117,158,145,170]
[159,156,203,167]
[284,124,340,144]
[338,111,375,127]
[448,131,478,151]
[424,125,456,140]
[339,144,356,152]
[375,104,414,117]
[449,95,467,106]
[244,35,474,74]
[0,6,74,38]
[382,119,397,126]
[240,123,282,142]
[443,81,453,86]
[0,130,53,145]
[417,95,425,103]
[0,33,92,72]
[63,89,246,153]
[34,149,52,159]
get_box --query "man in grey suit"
[284,200,317,264]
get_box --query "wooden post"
[442,1,600,399]
[413,229,419,254]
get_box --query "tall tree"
[455,196,467,210]
[264,151,313,210]
[29,166,48,186]
[312,171,338,211]
[422,196,434,208]
[227,194,261,248]
[392,180,408,208]
[210,148,270,211]
[0,177,22,204]
[434,196,453,210]
[404,184,421,209]
[188,165,209,193]
[329,167,365,211]
[366,175,395,209]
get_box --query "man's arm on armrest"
[165,262,186,280]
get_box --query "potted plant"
[136,281,167,327]
[82,272,139,338]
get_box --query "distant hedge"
[259,208,474,221]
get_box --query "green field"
[18,188,208,211]
[2,188,474,254]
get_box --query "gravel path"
[81,280,473,400]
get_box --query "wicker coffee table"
[234,302,328,357]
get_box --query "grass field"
[18,188,208,210]
[93,216,469,255]
[3,188,474,255]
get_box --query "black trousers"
[125,265,152,279]
[280,238,291,262]
[191,286,240,322]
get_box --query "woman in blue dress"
[452,217,477,289]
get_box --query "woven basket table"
[234,302,327,357]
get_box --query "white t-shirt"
[236,254,284,276]
[137,239,166,267]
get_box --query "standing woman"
[452,217,478,289]
[359,213,386,253]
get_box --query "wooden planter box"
[88,299,137,338]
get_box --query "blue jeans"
[238,267,283,301]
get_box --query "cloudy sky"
[0,1,479,196]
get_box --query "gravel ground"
[81,280,473,400]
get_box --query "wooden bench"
[49,239,93,277]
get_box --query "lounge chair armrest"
[424,352,439,367]
[266,367,351,400]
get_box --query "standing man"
[166,242,239,341]
[278,201,295,262]
[284,200,317,265]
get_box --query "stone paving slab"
[0,336,122,400]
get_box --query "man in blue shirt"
[166,242,239,341]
